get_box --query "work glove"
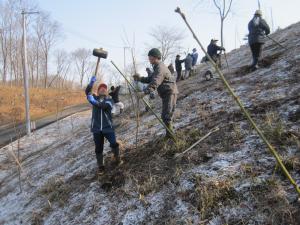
[89,76,97,85]
[143,88,155,99]
[149,91,155,99]
[133,73,141,81]
[87,94,98,105]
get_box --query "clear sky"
[37,0,300,81]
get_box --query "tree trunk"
[220,18,224,48]
[36,50,39,87]
[44,53,48,88]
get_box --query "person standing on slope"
[207,39,225,68]
[109,85,124,115]
[184,53,193,79]
[191,48,198,68]
[133,48,178,138]
[175,54,185,81]
[85,76,122,174]
[248,10,270,70]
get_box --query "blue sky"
[37,0,300,81]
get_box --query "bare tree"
[34,12,61,88]
[212,0,233,48]
[148,25,185,62]
[0,0,20,84]
[72,48,92,88]
[49,49,71,88]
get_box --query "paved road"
[0,103,91,148]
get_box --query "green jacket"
[141,62,178,96]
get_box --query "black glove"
[149,91,155,99]
[144,88,155,99]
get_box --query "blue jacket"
[192,52,198,66]
[248,16,270,45]
[85,84,115,134]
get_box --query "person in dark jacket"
[175,55,185,81]
[133,48,178,138]
[85,77,122,174]
[184,53,193,79]
[248,10,270,70]
[207,39,225,67]
[109,85,124,114]
[144,67,154,112]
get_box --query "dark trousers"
[161,93,177,125]
[176,70,182,81]
[211,54,222,68]
[93,132,118,166]
[250,43,263,66]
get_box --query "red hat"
[98,83,108,92]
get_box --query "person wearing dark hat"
[133,48,178,138]
[207,39,225,67]
[109,85,124,114]
[175,55,185,81]
[248,10,270,70]
[85,76,122,174]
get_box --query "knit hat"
[255,10,262,16]
[98,83,108,92]
[148,48,161,59]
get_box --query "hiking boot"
[96,154,104,168]
[97,166,105,175]
[112,144,123,166]
[251,64,259,71]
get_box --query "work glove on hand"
[87,94,98,105]
[133,73,141,81]
[143,88,155,99]
[89,76,97,85]
[149,91,155,99]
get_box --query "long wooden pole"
[111,61,176,141]
[175,7,300,197]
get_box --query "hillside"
[1,22,300,225]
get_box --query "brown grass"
[0,85,86,125]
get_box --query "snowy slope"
[1,22,300,225]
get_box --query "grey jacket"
[184,54,193,70]
[141,62,178,96]
[248,16,270,45]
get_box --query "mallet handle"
[94,57,100,76]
